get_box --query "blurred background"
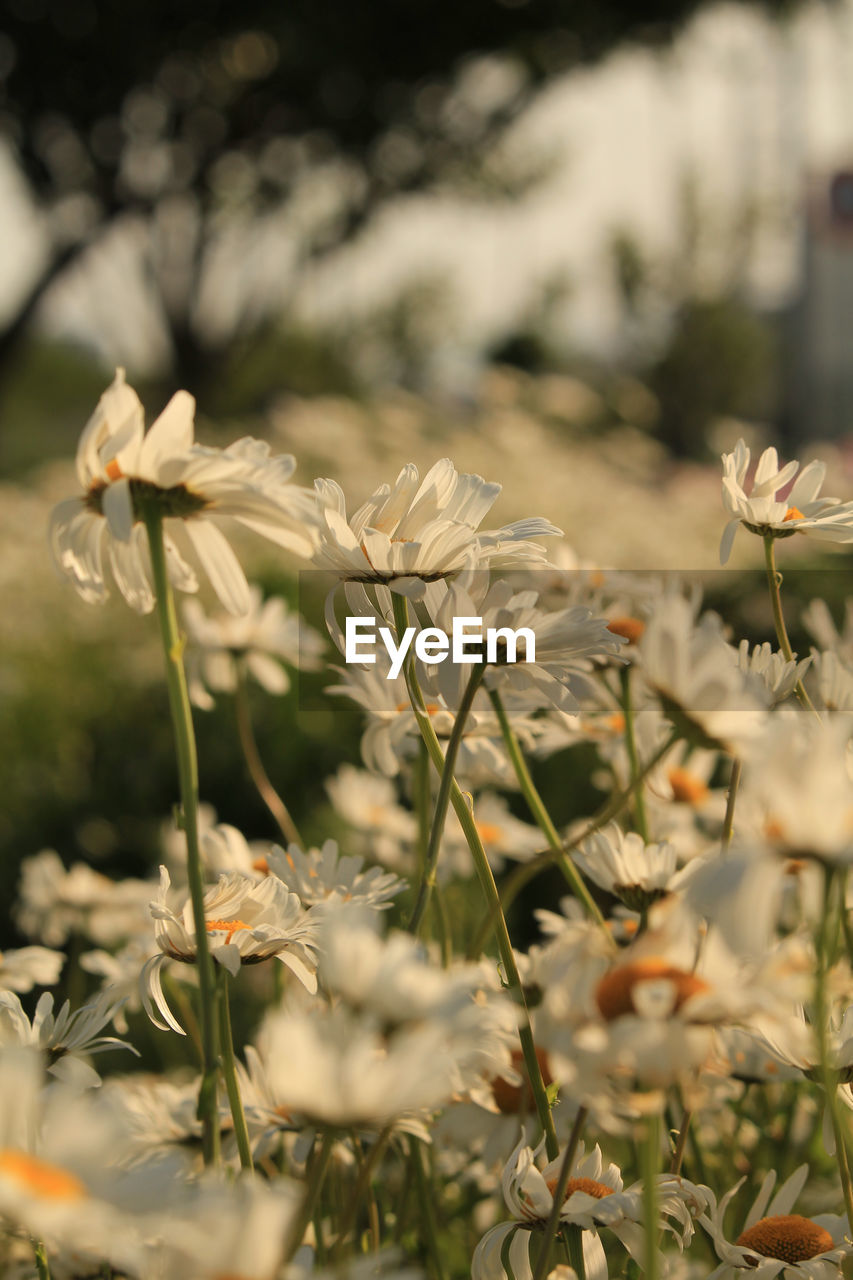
[3,0,853,948]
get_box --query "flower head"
[720,440,853,564]
[50,369,318,615]
[312,458,561,595]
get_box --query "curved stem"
[669,1109,692,1176]
[143,508,220,1166]
[408,663,485,935]
[33,1241,51,1280]
[392,594,558,1159]
[234,667,302,846]
[720,757,741,854]
[286,1130,336,1262]
[487,687,606,931]
[467,730,680,959]
[532,1106,589,1280]
[762,535,817,714]
[216,968,253,1172]
[619,666,650,843]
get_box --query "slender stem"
[815,867,853,1228]
[720,757,741,854]
[34,1241,51,1280]
[409,663,486,934]
[285,1130,336,1262]
[762,535,817,714]
[410,1140,448,1280]
[392,594,559,1159]
[669,1109,692,1176]
[532,1107,589,1280]
[643,1112,660,1280]
[619,666,650,843]
[413,740,431,867]
[216,968,253,1172]
[487,686,606,931]
[467,730,681,959]
[143,507,220,1166]
[332,1126,393,1256]
[234,666,302,846]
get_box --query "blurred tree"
[0,0,804,393]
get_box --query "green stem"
[216,968,254,1172]
[815,867,853,1228]
[143,507,220,1166]
[643,1112,660,1280]
[619,666,650,843]
[487,686,606,931]
[34,1241,51,1280]
[234,666,302,846]
[332,1126,393,1256]
[392,594,558,1159]
[720,757,741,854]
[762,535,817,714]
[409,662,486,934]
[467,729,680,959]
[413,740,431,867]
[410,1140,448,1280]
[532,1106,589,1280]
[286,1130,336,1262]
[669,1109,692,1176]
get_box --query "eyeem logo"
[345,616,536,679]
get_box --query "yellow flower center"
[736,1215,834,1262]
[545,1175,614,1203]
[783,506,805,522]
[595,957,710,1021]
[0,1150,86,1201]
[105,458,124,482]
[251,857,270,876]
[206,918,252,942]
[476,821,504,846]
[606,616,645,644]
[667,767,709,806]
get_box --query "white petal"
[184,520,251,615]
[140,955,186,1035]
[138,390,196,476]
[102,477,134,542]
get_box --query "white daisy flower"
[141,866,317,1035]
[0,946,64,993]
[311,457,561,595]
[16,850,153,947]
[0,988,135,1089]
[698,1164,851,1277]
[810,650,853,714]
[638,595,768,753]
[267,839,406,910]
[472,1133,702,1280]
[572,825,683,912]
[719,439,853,564]
[736,641,812,707]
[183,585,325,709]
[49,368,318,615]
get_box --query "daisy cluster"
[11,376,853,1279]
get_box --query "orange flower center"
[736,1215,834,1262]
[105,458,124,482]
[667,767,709,806]
[476,821,504,846]
[545,1175,614,1203]
[206,918,252,942]
[0,1150,86,1201]
[606,616,645,644]
[783,506,805,522]
[595,957,710,1021]
[491,1047,552,1114]
[396,702,439,715]
[251,857,270,876]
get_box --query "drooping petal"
[184,520,251,616]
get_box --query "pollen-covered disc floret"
[50,368,318,615]
[698,1164,851,1278]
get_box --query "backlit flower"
[49,369,318,615]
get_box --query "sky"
[4,0,853,375]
